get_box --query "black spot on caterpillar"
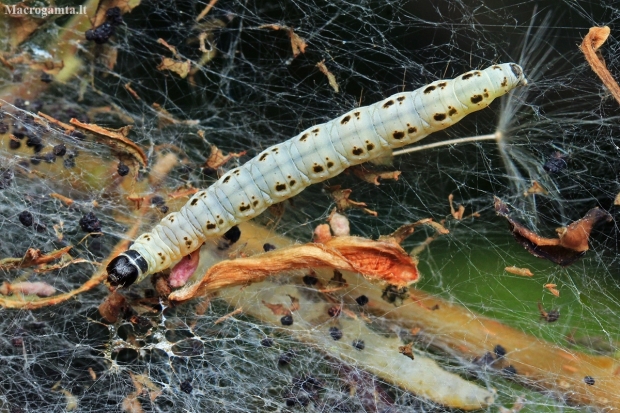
[107,63,527,287]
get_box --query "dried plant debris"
[157,57,192,78]
[523,180,548,197]
[203,144,246,170]
[398,342,415,360]
[538,302,560,323]
[494,197,612,266]
[544,283,560,297]
[70,118,147,168]
[122,372,161,412]
[0,246,72,270]
[504,266,534,277]
[316,60,339,92]
[152,103,200,128]
[258,24,308,58]
[195,0,219,22]
[350,165,401,185]
[170,235,418,302]
[580,26,620,105]
[448,194,466,220]
[263,295,299,316]
[98,291,128,323]
[381,218,448,245]
[328,185,377,216]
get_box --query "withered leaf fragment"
[494,197,612,266]
[262,295,299,316]
[0,246,72,270]
[258,24,308,58]
[504,266,533,277]
[329,185,377,216]
[157,58,191,78]
[170,236,418,302]
[204,145,246,169]
[70,119,147,168]
[399,342,415,360]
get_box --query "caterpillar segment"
[107,63,527,287]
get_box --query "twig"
[580,26,620,105]
[196,0,219,22]
[213,307,243,324]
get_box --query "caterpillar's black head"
[107,250,148,287]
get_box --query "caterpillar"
[107,63,527,287]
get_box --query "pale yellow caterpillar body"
[107,63,527,287]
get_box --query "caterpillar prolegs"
[107,63,527,287]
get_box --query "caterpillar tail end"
[106,249,148,288]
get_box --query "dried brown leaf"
[170,236,419,302]
[70,118,147,168]
[129,372,161,402]
[262,301,291,316]
[329,185,377,216]
[259,24,307,57]
[105,47,119,70]
[0,246,73,270]
[524,180,548,196]
[495,197,612,266]
[204,145,246,169]
[34,258,93,273]
[157,57,191,78]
